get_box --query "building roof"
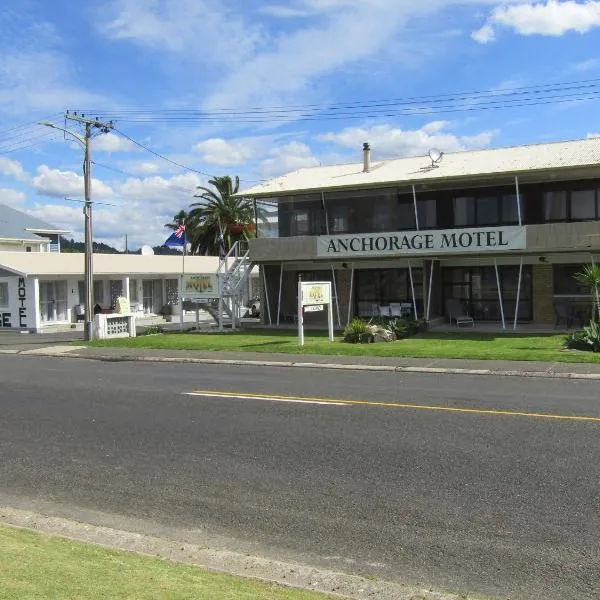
[239,137,600,198]
[0,252,221,277]
[0,203,69,242]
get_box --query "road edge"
[0,506,472,600]
[18,347,600,380]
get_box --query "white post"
[262,266,272,325]
[347,264,354,326]
[408,260,418,320]
[331,266,341,327]
[494,258,506,329]
[195,302,200,331]
[277,263,283,326]
[327,282,334,342]
[592,255,600,321]
[179,275,184,330]
[179,242,186,331]
[412,185,420,230]
[513,257,523,330]
[122,276,130,303]
[426,259,434,321]
[322,191,330,235]
[515,175,522,227]
[298,278,304,346]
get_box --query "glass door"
[142,280,154,314]
[39,280,68,322]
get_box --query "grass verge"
[85,329,600,363]
[0,524,335,600]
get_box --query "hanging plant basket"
[228,224,244,234]
[246,223,256,233]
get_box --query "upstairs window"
[453,193,521,227]
[0,282,8,307]
[544,188,599,222]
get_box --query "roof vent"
[363,142,371,173]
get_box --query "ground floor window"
[442,265,532,321]
[0,281,8,307]
[39,280,68,323]
[355,268,424,317]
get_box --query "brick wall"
[532,264,554,324]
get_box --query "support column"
[347,264,354,326]
[122,276,130,302]
[277,263,283,326]
[262,266,272,325]
[513,258,523,330]
[494,259,506,329]
[426,260,434,321]
[408,261,418,320]
[532,263,554,325]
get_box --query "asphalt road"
[0,355,598,599]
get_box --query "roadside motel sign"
[181,274,220,300]
[297,280,334,346]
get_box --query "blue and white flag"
[164,223,186,248]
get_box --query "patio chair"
[446,298,475,327]
[378,305,391,317]
[389,303,403,317]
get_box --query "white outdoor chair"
[389,303,403,317]
[378,305,391,317]
[446,298,475,327]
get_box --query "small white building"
[0,251,224,332]
[0,203,227,332]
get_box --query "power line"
[79,77,600,123]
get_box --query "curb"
[22,349,600,380]
[0,506,468,600]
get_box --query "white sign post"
[298,280,334,346]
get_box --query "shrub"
[343,318,370,343]
[144,324,165,335]
[565,322,600,352]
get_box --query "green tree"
[188,176,256,256]
[164,209,189,231]
[575,263,600,323]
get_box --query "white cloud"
[473,1,600,43]
[115,172,204,212]
[31,165,114,198]
[587,132,600,138]
[471,23,496,43]
[93,133,138,153]
[0,51,105,115]
[0,188,26,207]
[319,121,497,157]
[572,57,600,71]
[101,0,263,69]
[0,156,28,181]
[259,141,319,177]
[193,138,254,166]
[27,170,207,249]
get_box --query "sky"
[1,0,600,250]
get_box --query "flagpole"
[179,220,186,331]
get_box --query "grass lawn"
[87,329,600,363]
[0,524,335,600]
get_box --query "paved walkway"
[2,331,600,380]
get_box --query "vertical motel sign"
[297,280,334,346]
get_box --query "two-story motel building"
[241,137,600,329]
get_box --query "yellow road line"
[187,390,600,422]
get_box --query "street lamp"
[41,120,94,341]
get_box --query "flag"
[164,223,186,248]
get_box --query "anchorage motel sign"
[317,226,526,258]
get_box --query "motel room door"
[39,280,68,323]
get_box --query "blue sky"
[1,0,600,249]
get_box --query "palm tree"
[575,263,600,323]
[188,176,257,256]
[164,209,189,231]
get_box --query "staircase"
[215,242,253,330]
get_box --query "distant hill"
[59,236,183,256]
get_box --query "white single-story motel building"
[0,203,221,333]
[242,137,600,329]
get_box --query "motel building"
[0,203,222,333]
[241,137,600,330]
